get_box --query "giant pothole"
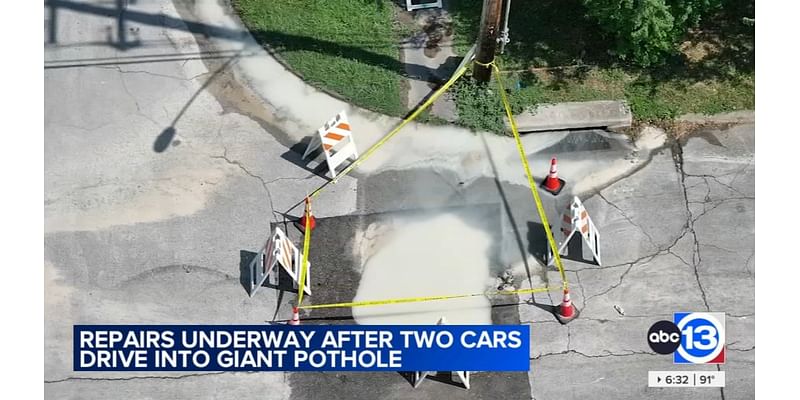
[289,201,506,325]
[352,212,494,325]
[285,201,531,399]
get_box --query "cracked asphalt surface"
[44,1,754,399]
[521,127,754,399]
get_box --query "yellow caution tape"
[292,55,569,312]
[308,62,471,199]
[294,57,471,307]
[297,285,558,310]
[296,197,312,307]
[488,61,568,290]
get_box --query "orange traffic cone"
[295,197,316,233]
[288,307,301,325]
[541,157,565,195]
[296,211,316,233]
[555,289,578,324]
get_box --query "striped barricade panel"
[272,227,312,295]
[549,196,602,266]
[302,111,359,178]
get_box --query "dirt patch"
[627,120,737,143]
[679,29,730,63]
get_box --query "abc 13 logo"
[647,312,725,364]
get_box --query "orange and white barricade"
[263,227,312,295]
[415,366,470,389]
[547,196,601,266]
[405,0,442,12]
[413,317,471,390]
[302,111,359,178]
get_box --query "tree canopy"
[581,0,722,66]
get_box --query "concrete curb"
[505,100,633,133]
[676,110,755,125]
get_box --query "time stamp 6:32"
[648,371,725,388]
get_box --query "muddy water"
[351,213,493,325]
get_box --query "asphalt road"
[44,1,754,399]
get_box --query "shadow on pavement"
[279,141,334,181]
[526,221,550,266]
[153,53,240,153]
[239,249,258,296]
[46,0,442,79]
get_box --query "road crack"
[45,371,229,384]
[531,349,655,361]
[597,192,657,248]
[96,65,193,81]
[108,65,164,129]
[574,270,587,310]
[743,251,754,279]
[672,141,711,311]
[211,148,279,223]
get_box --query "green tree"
[582,0,721,66]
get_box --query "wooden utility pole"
[473,0,504,83]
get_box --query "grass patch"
[233,0,407,116]
[447,0,754,129]
[450,79,508,134]
[233,0,753,130]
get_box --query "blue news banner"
[75,325,530,372]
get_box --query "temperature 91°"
[698,374,716,385]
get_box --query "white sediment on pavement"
[571,127,667,194]
[351,214,493,325]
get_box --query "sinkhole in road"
[351,213,494,325]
